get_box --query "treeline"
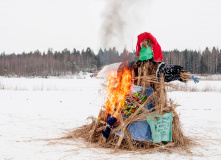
[0,46,220,77]
[0,47,136,77]
[163,47,221,74]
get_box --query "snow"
[169,80,221,92]
[0,74,102,91]
[0,76,221,159]
[196,74,221,81]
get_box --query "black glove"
[156,62,184,82]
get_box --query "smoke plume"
[100,0,153,51]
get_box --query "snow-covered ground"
[196,74,221,81]
[168,80,221,92]
[0,75,221,160]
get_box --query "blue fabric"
[102,113,117,139]
[122,120,153,142]
[102,126,111,139]
[107,113,117,126]
[116,87,155,142]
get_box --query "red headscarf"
[136,32,163,62]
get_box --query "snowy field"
[0,75,221,160]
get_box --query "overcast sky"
[0,0,221,54]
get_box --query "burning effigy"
[65,32,199,153]
[66,62,197,153]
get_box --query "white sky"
[0,0,221,54]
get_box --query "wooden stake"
[132,69,135,84]
[142,63,147,92]
[111,101,118,117]
[117,112,135,150]
[137,66,141,86]
[89,109,102,142]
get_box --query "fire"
[105,68,132,118]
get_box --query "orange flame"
[105,68,132,117]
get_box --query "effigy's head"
[141,39,152,48]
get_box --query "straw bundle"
[65,61,193,153]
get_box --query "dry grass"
[166,83,221,92]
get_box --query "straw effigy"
[64,61,193,154]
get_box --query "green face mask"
[139,45,153,61]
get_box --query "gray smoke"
[100,0,153,51]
